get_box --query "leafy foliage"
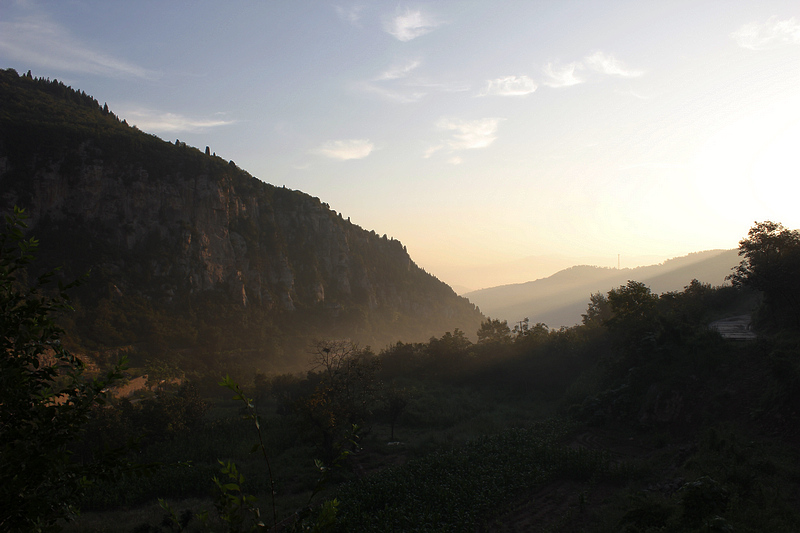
[77,381,209,463]
[219,375,278,529]
[202,460,265,533]
[728,220,800,329]
[0,208,128,531]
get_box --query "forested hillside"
[0,68,482,373]
[6,210,800,532]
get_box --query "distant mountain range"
[0,68,483,370]
[464,249,741,328]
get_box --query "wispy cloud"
[424,145,445,158]
[584,51,644,77]
[384,8,440,41]
[541,61,584,87]
[335,4,366,25]
[313,139,374,160]
[428,118,503,157]
[478,75,537,96]
[732,16,800,50]
[377,59,421,81]
[119,108,235,133]
[358,82,426,103]
[541,51,643,88]
[0,17,153,79]
[357,59,467,103]
[358,59,424,102]
[401,80,470,93]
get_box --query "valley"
[2,69,800,533]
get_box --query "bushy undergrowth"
[78,403,320,513]
[605,421,800,533]
[28,225,800,532]
[334,420,619,532]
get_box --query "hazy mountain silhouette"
[465,249,740,328]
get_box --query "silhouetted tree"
[477,318,512,345]
[383,386,409,441]
[605,280,660,356]
[728,221,800,329]
[297,340,381,461]
[582,292,612,327]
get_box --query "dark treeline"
[66,220,800,532]
[64,262,800,532]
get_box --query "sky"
[2,0,800,292]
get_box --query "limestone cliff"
[0,69,483,362]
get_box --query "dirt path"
[109,375,149,398]
[709,314,756,340]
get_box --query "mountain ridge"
[0,68,483,370]
[465,249,740,328]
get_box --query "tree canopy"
[728,221,800,329]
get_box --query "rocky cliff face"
[5,146,355,311]
[0,69,483,355]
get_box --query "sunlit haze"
[3,1,799,291]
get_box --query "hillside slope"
[0,68,483,369]
[466,249,740,327]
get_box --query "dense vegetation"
[4,69,800,532]
[5,199,800,531]
[0,208,134,532]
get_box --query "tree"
[605,280,660,353]
[425,329,472,378]
[0,208,127,532]
[728,221,800,329]
[298,340,381,462]
[477,318,512,345]
[582,292,612,327]
[512,319,550,351]
[607,281,659,325]
[429,328,471,353]
[382,386,409,441]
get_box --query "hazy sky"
[2,1,799,291]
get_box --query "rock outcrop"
[0,68,483,357]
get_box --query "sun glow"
[693,99,800,229]
[749,120,800,225]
